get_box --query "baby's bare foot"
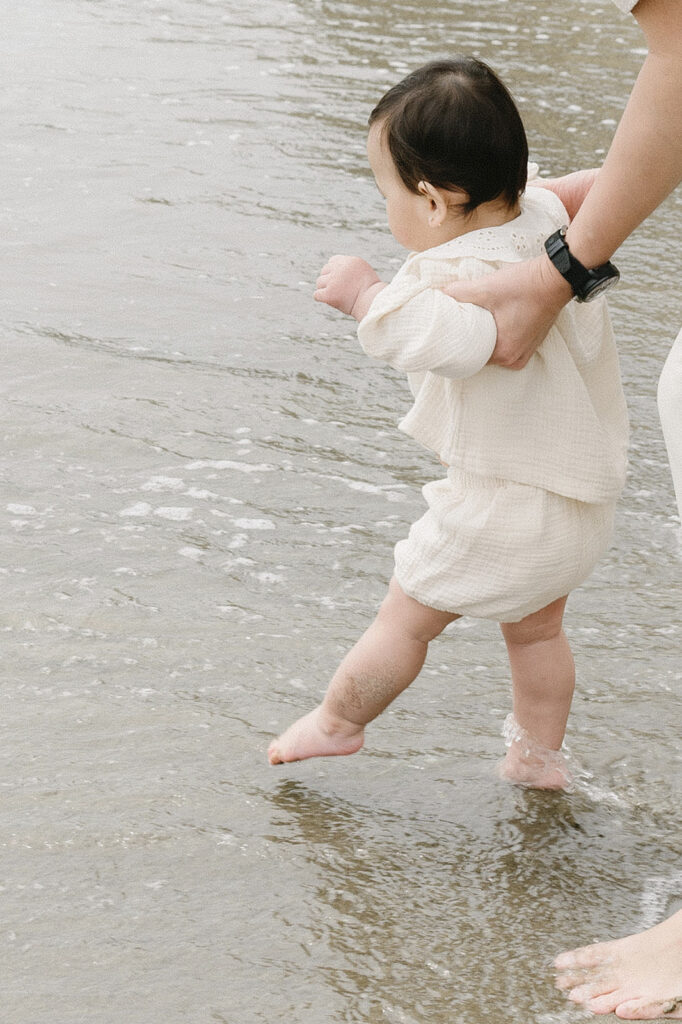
[268,706,364,765]
[554,909,682,1019]
[498,750,571,790]
[498,714,573,791]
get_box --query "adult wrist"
[544,228,620,302]
[538,251,575,308]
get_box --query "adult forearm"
[566,0,682,266]
[437,0,682,369]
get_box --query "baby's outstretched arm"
[314,255,388,321]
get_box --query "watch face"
[578,269,620,303]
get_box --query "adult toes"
[583,991,623,1015]
[615,997,682,1020]
[555,944,610,971]
[568,982,616,1007]
[554,968,588,991]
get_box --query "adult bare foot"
[268,706,364,765]
[554,909,682,1019]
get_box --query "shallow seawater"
[1,1,680,1021]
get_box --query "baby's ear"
[418,180,470,207]
[417,181,456,227]
[417,180,438,203]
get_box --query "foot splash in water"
[498,714,574,790]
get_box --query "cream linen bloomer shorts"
[394,468,616,623]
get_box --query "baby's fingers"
[313,273,331,301]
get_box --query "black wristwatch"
[544,227,620,303]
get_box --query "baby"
[269,57,629,788]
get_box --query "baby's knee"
[501,595,567,647]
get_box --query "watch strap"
[545,228,593,295]
[544,227,619,302]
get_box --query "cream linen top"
[612,0,637,11]
[357,186,629,505]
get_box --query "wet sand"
[1,0,680,1021]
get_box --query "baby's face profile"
[367,122,472,252]
[367,122,436,252]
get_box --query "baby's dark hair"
[368,57,528,213]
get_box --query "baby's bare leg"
[268,577,459,764]
[498,595,575,789]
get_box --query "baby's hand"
[314,255,382,320]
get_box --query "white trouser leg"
[657,327,682,520]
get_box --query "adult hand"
[531,168,599,220]
[441,254,572,369]
[314,255,383,320]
